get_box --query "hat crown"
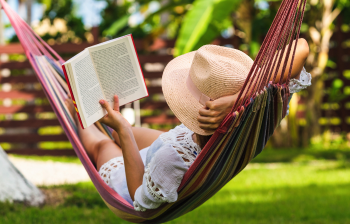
[189,45,254,100]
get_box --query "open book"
[62,34,148,129]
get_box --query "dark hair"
[195,133,213,149]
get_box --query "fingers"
[113,95,120,111]
[197,115,219,124]
[198,123,219,131]
[99,99,113,114]
[199,107,217,117]
[205,100,216,110]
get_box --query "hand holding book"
[62,34,148,129]
[98,95,131,132]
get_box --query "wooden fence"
[0,28,240,156]
[1,24,348,156]
[321,17,350,132]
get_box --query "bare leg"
[112,127,164,151]
[65,98,123,171]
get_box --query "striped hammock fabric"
[0,0,306,222]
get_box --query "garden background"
[0,0,350,223]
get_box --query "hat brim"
[162,51,214,136]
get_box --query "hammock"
[0,0,306,222]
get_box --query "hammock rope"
[0,0,306,222]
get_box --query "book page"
[88,35,148,106]
[65,63,87,128]
[68,50,107,127]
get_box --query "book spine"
[130,34,149,98]
[62,64,85,129]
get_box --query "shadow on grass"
[169,183,350,224]
[2,181,349,224]
[252,148,350,164]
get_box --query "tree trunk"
[235,0,254,48]
[0,147,45,206]
[26,0,32,25]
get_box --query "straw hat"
[162,45,254,135]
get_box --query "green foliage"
[102,14,129,37]
[11,155,80,164]
[343,70,350,79]
[328,78,348,102]
[99,0,194,39]
[35,0,87,42]
[335,0,350,11]
[98,0,134,38]
[40,0,52,10]
[37,126,64,135]
[174,0,242,56]
[326,59,337,69]
[38,141,73,150]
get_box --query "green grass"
[251,148,350,163]
[9,155,81,164]
[171,161,350,224]
[1,157,350,224]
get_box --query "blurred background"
[0,0,350,223]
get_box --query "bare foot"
[64,96,77,123]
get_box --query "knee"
[93,139,115,163]
[297,38,309,62]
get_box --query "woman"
[65,39,311,211]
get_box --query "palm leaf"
[103,14,130,36]
[174,0,242,57]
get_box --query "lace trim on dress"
[159,124,201,167]
[133,200,146,212]
[289,67,312,93]
[99,157,124,186]
[144,160,169,202]
[142,124,201,206]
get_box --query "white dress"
[99,124,200,211]
[98,68,312,212]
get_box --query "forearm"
[270,38,308,83]
[238,39,308,100]
[198,39,309,131]
[112,127,164,150]
[118,128,144,201]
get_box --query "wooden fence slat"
[0,55,173,69]
[5,149,76,156]
[0,119,60,128]
[0,90,46,99]
[0,72,162,85]
[143,72,163,79]
[0,88,166,99]
[0,44,25,54]
[0,61,31,69]
[141,114,179,124]
[0,134,69,143]
[0,39,177,54]
[138,55,173,64]
[0,75,38,83]
[147,87,163,95]
[0,105,53,113]
[140,101,168,110]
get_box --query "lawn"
[1,150,350,224]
